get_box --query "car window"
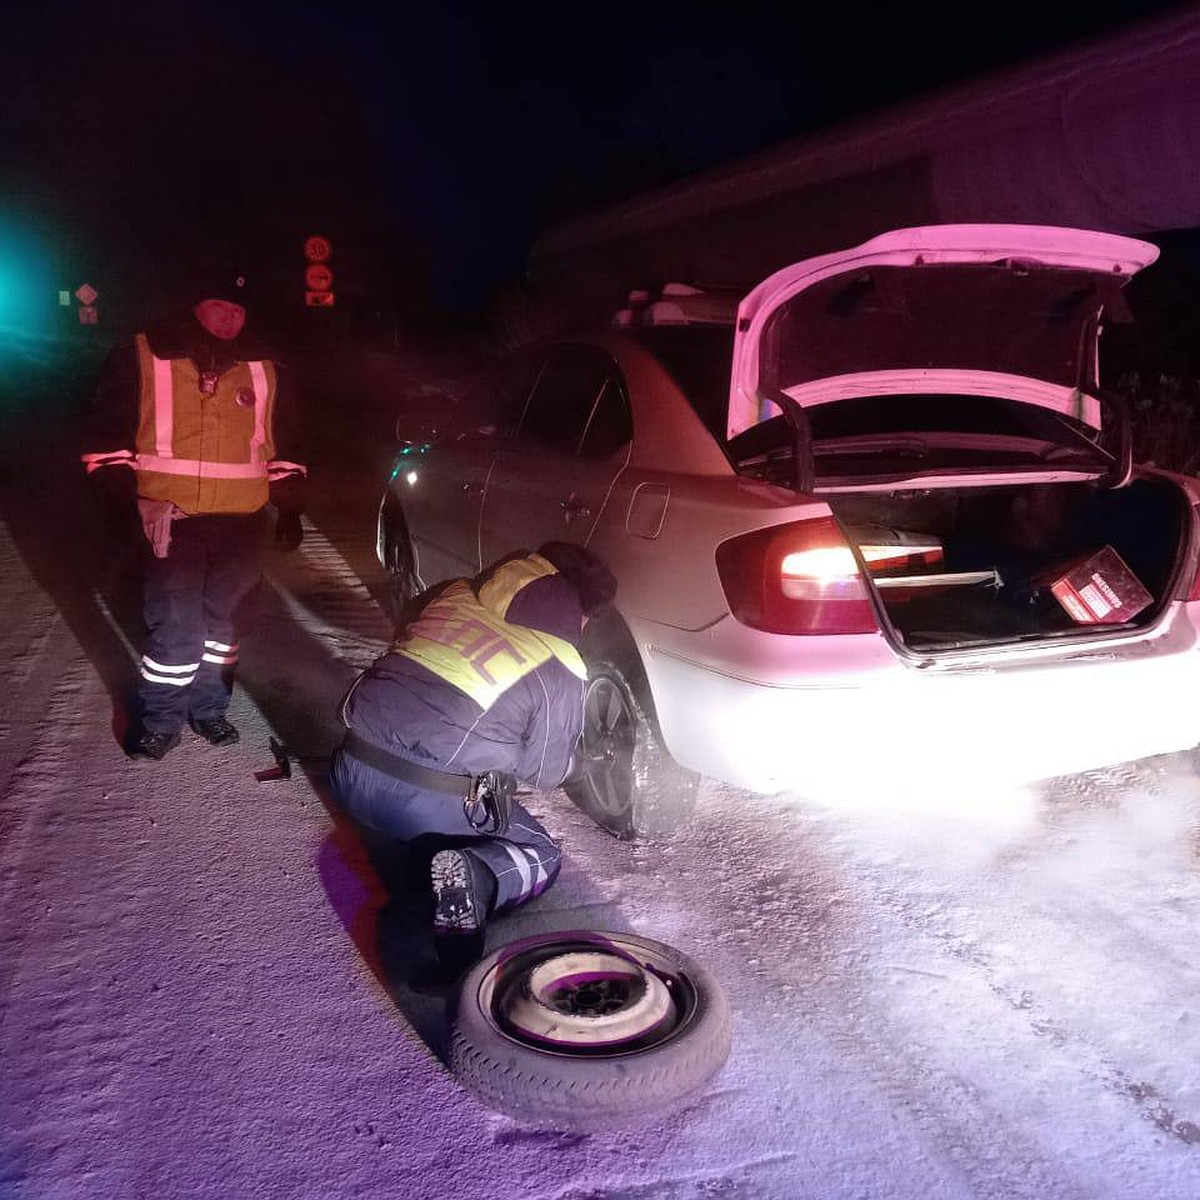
[630,325,735,445]
[450,352,543,442]
[516,345,623,456]
[579,377,632,459]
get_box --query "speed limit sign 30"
[304,236,331,263]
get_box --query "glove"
[275,507,304,552]
[560,733,587,787]
[90,466,140,541]
[91,465,137,507]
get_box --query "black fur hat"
[537,542,618,616]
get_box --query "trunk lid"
[727,225,1158,484]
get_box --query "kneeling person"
[330,542,616,970]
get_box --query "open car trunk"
[827,476,1190,652]
[722,226,1189,654]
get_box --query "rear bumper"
[642,605,1200,796]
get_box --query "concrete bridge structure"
[526,6,1200,319]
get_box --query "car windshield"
[728,393,1110,485]
[631,325,736,443]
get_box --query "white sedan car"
[379,225,1200,837]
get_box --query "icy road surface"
[3,349,1200,1199]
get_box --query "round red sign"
[305,263,334,291]
[304,236,332,263]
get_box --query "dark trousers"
[138,511,266,734]
[330,747,562,915]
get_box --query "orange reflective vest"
[83,333,306,515]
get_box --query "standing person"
[330,542,616,971]
[81,265,307,761]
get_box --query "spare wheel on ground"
[448,929,732,1130]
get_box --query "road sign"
[305,263,334,291]
[75,283,98,305]
[305,291,336,307]
[58,291,71,307]
[304,236,331,263]
[78,305,98,325]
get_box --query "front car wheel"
[377,491,420,625]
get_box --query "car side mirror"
[395,411,442,448]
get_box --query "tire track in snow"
[706,797,1097,1200]
[560,775,1200,1199]
[0,520,77,848]
[785,763,1200,1189]
[885,756,1200,1150]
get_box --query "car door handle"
[461,481,482,497]
[560,498,592,522]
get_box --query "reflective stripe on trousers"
[138,510,266,733]
[329,748,562,916]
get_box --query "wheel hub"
[499,950,674,1048]
[547,974,639,1018]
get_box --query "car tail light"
[1186,559,1200,602]
[716,516,880,634]
[1184,507,1200,601]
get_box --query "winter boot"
[128,730,182,761]
[190,717,240,747]
[430,849,491,976]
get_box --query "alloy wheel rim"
[580,676,636,820]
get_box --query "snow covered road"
[3,357,1200,1198]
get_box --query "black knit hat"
[182,259,252,306]
[537,542,618,617]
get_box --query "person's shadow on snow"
[313,813,453,1051]
[310,778,639,1063]
[0,362,150,748]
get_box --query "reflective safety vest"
[396,558,586,711]
[86,333,301,515]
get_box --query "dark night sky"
[3,0,1192,320]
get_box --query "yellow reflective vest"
[397,558,586,711]
[340,553,588,787]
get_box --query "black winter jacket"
[341,553,588,789]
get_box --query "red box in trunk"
[1037,545,1153,625]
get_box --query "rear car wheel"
[448,930,732,1130]
[565,661,699,839]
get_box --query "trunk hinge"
[765,386,815,493]
[1097,387,1133,489]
